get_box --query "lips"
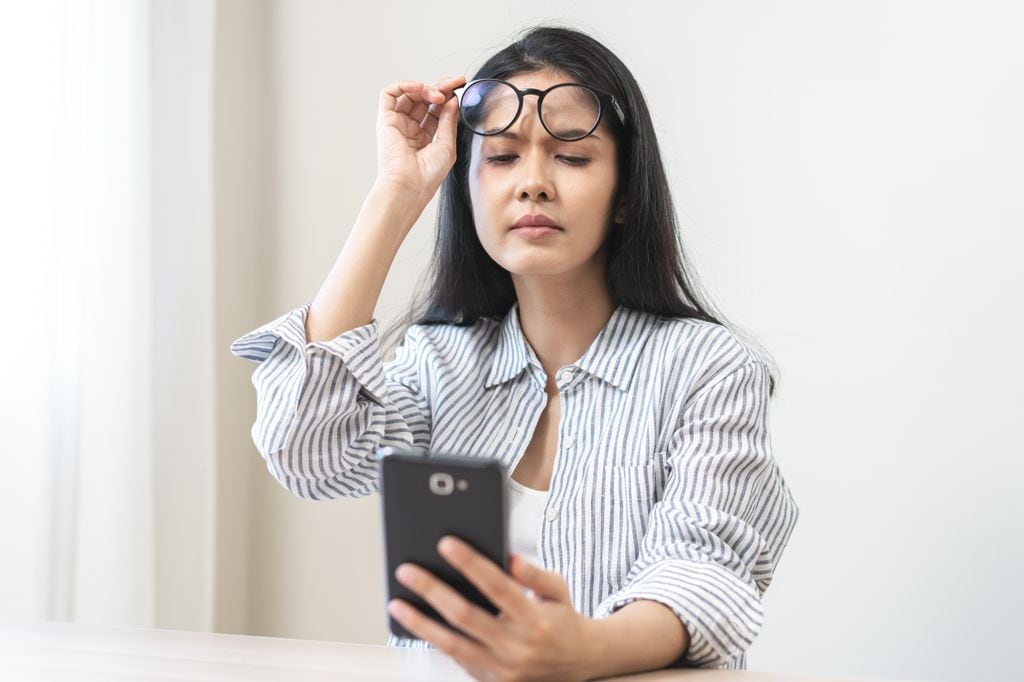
[511,213,562,230]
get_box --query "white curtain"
[0,0,216,631]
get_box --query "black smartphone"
[377,447,509,640]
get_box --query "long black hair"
[385,23,778,394]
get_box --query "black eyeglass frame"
[452,78,627,142]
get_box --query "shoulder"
[643,313,769,395]
[396,316,502,368]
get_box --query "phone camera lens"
[429,472,454,495]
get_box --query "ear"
[614,196,626,224]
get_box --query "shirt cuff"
[593,559,764,668]
[228,302,387,404]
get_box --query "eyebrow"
[492,130,601,142]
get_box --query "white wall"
[231,2,1024,680]
[213,0,271,635]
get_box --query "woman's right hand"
[374,76,466,207]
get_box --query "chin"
[498,254,576,277]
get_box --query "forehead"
[503,68,578,91]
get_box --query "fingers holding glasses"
[422,75,467,136]
[394,78,461,116]
[374,76,467,203]
[379,78,465,138]
[435,74,467,96]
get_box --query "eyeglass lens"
[459,81,602,141]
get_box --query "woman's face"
[467,69,622,279]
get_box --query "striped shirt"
[229,300,799,670]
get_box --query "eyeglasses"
[453,79,626,142]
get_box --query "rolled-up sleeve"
[593,360,799,668]
[229,302,432,500]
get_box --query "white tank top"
[506,475,549,570]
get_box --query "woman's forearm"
[305,183,424,343]
[583,599,690,679]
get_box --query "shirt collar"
[484,302,537,389]
[485,301,658,391]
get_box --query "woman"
[231,24,798,680]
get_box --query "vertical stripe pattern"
[230,301,799,670]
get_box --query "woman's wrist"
[367,179,431,227]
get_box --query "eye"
[484,154,591,166]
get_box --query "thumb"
[510,553,569,602]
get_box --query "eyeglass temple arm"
[610,98,626,125]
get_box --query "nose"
[504,104,555,201]
[514,146,555,202]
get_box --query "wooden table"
[0,619,906,681]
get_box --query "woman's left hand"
[389,535,601,681]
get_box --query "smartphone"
[377,447,509,640]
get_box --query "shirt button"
[563,436,575,449]
[546,508,558,522]
[557,369,571,384]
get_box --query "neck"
[512,260,615,394]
